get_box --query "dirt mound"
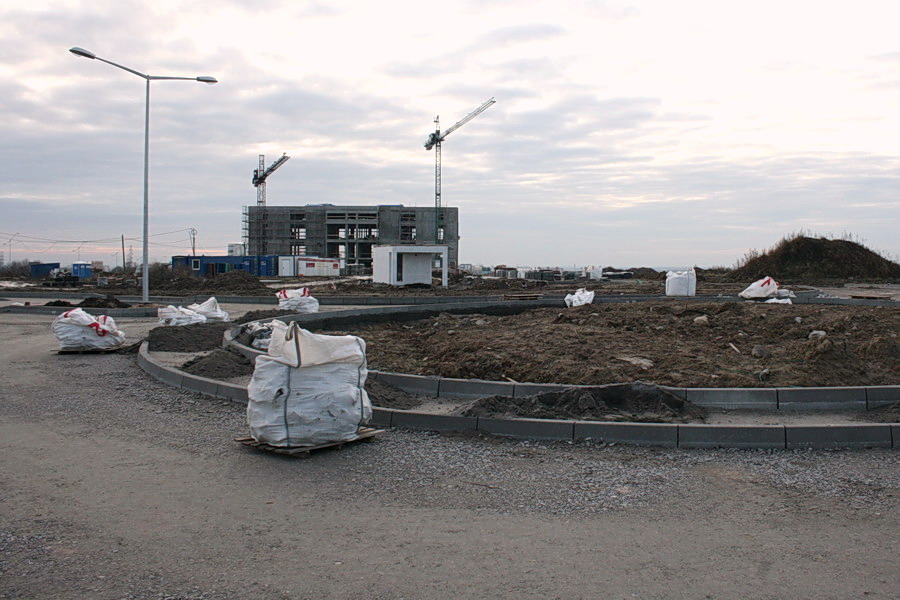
[45,300,73,306]
[727,236,900,282]
[235,309,296,324]
[365,379,425,410]
[456,382,706,423]
[77,295,132,309]
[328,302,899,388]
[859,401,900,423]
[181,348,254,379]
[152,269,272,296]
[147,322,232,352]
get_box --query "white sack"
[247,322,371,447]
[51,307,126,350]
[187,296,229,321]
[765,297,793,304]
[158,305,207,326]
[275,287,319,313]
[739,276,780,299]
[665,269,697,296]
[564,288,595,308]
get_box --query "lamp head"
[196,76,218,84]
[69,47,96,59]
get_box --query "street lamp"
[69,46,217,302]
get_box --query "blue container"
[30,263,60,279]
[72,262,93,279]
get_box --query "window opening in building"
[191,259,200,270]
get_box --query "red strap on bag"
[88,322,108,337]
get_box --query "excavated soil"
[147,322,232,352]
[365,379,427,410]
[147,300,898,421]
[235,309,297,324]
[325,301,899,388]
[456,383,706,423]
[181,348,255,379]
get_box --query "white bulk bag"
[187,296,229,321]
[739,276,780,299]
[51,308,126,350]
[564,288,595,307]
[158,305,207,326]
[665,269,697,296]
[276,288,319,313]
[247,321,371,447]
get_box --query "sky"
[1,0,898,270]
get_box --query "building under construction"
[242,204,459,271]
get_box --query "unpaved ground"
[324,302,899,388]
[1,311,898,600]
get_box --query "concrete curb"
[138,342,249,403]
[139,300,899,450]
[138,343,898,450]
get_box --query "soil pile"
[235,309,295,324]
[152,269,273,296]
[77,295,131,309]
[328,302,900,388]
[456,382,706,423]
[365,379,425,410]
[148,322,232,352]
[860,401,900,423]
[45,300,72,306]
[727,236,900,282]
[181,348,254,379]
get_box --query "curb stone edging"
[138,341,898,450]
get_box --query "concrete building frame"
[243,204,459,271]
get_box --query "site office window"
[191,259,200,270]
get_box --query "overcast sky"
[1,0,898,270]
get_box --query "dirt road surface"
[1,311,898,599]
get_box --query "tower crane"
[252,153,290,207]
[424,97,495,243]
[251,153,290,257]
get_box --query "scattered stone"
[616,356,654,370]
[693,315,709,326]
[751,345,770,359]
[808,330,827,340]
[794,316,803,324]
[475,319,488,326]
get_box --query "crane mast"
[424,98,495,244]
[251,153,290,257]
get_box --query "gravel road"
[0,310,898,600]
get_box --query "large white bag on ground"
[158,305,207,326]
[187,296,229,321]
[51,308,126,350]
[739,276,780,299]
[247,321,371,447]
[564,288,595,307]
[665,269,697,296]
[276,288,320,313]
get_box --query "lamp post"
[69,47,217,302]
[7,233,18,267]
